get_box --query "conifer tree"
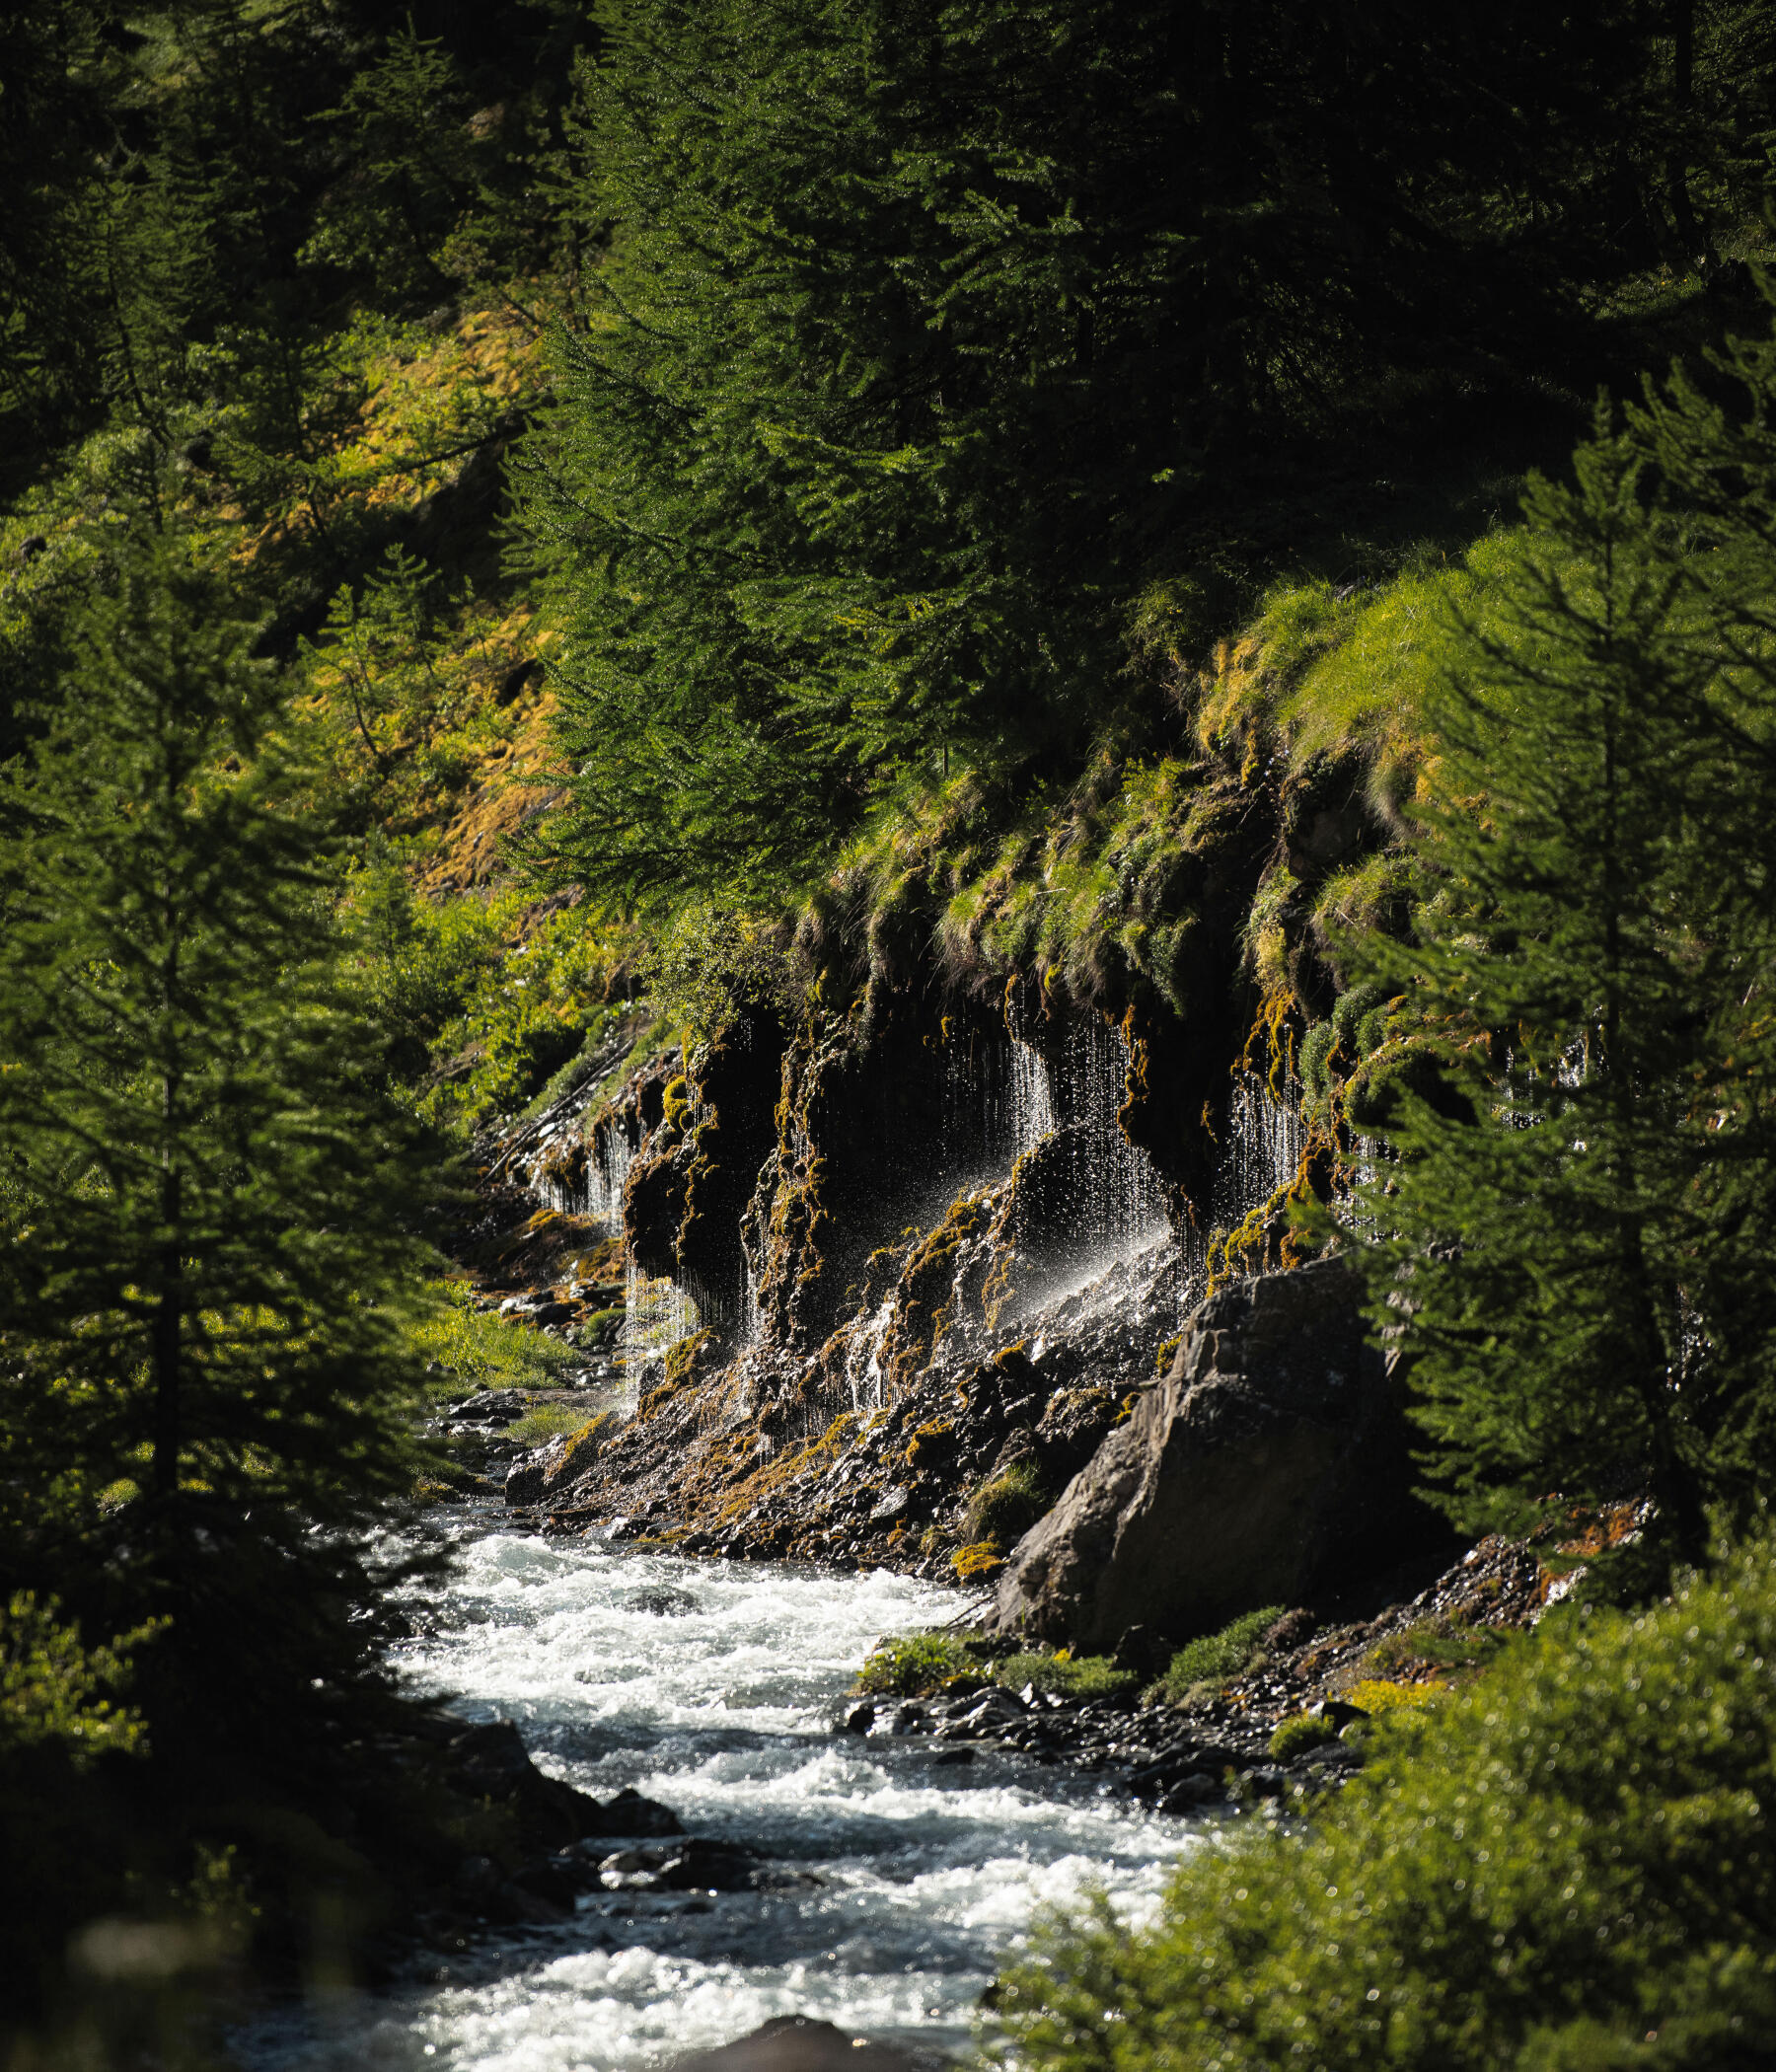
[1342,376,1776,1567]
[517,0,1727,915]
[0,530,439,1559]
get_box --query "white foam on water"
[234,1518,1202,2072]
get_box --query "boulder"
[990,1257,1432,1655]
[442,1721,678,1849]
[673,2016,919,2072]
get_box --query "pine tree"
[0,529,440,1563]
[1340,375,1776,1567]
[516,0,1724,917]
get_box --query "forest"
[4,0,1776,2066]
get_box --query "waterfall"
[621,1260,699,1415]
[846,1297,896,1414]
[1009,1033,1055,1155]
[1211,1071,1308,1229]
[1066,1017,1169,1253]
[587,1119,635,1230]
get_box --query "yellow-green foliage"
[1151,1604,1285,1703]
[999,1537,1776,2070]
[1,1594,155,1766]
[999,1650,1136,1701]
[1268,1711,1342,1762]
[503,1403,601,1450]
[951,1541,1005,1580]
[1340,1676,1446,1715]
[412,1281,575,1396]
[855,1630,976,1696]
[827,529,1561,1025]
[418,900,644,1129]
[1195,532,1533,804]
[651,900,801,1045]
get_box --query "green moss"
[1150,1604,1285,1703]
[965,1461,1050,1548]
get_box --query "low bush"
[999,1650,1136,1702]
[1268,1712,1341,1763]
[1339,1676,1446,1716]
[855,1630,975,1696]
[1151,1604,1285,1703]
[999,1536,1776,2071]
[503,1403,599,1450]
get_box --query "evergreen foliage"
[518,0,1776,914]
[0,530,441,1535]
[1334,333,1776,1567]
[999,1537,1776,2071]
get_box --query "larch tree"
[1341,349,1776,1570]
[0,530,440,1569]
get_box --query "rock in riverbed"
[992,1257,1440,1654]
[674,2015,920,2072]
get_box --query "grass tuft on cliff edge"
[997,1535,1776,2070]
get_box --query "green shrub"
[999,1537,1776,2071]
[413,1281,577,1399]
[1151,1604,1284,1703]
[999,1651,1137,1702]
[1,1594,152,1765]
[855,1630,975,1696]
[1268,1712,1341,1763]
[966,1461,1050,1548]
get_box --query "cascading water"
[587,1122,635,1231]
[233,1514,1201,2072]
[1211,1071,1309,1233]
[1053,1017,1170,1258]
[622,1263,700,1414]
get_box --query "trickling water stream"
[236,1514,1203,2072]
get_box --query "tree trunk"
[152,1163,183,1499]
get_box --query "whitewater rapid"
[236,1510,1204,2070]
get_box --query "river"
[235,1507,1205,2071]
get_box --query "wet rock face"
[676,1011,785,1331]
[991,1256,1432,1654]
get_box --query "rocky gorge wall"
[476,927,1437,1658]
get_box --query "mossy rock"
[905,1418,958,1467]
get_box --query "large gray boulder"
[990,1256,1425,1654]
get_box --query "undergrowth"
[1149,1605,1285,1704]
[413,1282,577,1398]
[998,1651,1136,1701]
[855,1631,975,1696]
[999,1536,1776,2070]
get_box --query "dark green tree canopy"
[1339,326,1776,1566]
[517,0,1776,915]
[0,531,440,1537]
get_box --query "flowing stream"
[237,1510,1203,2072]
